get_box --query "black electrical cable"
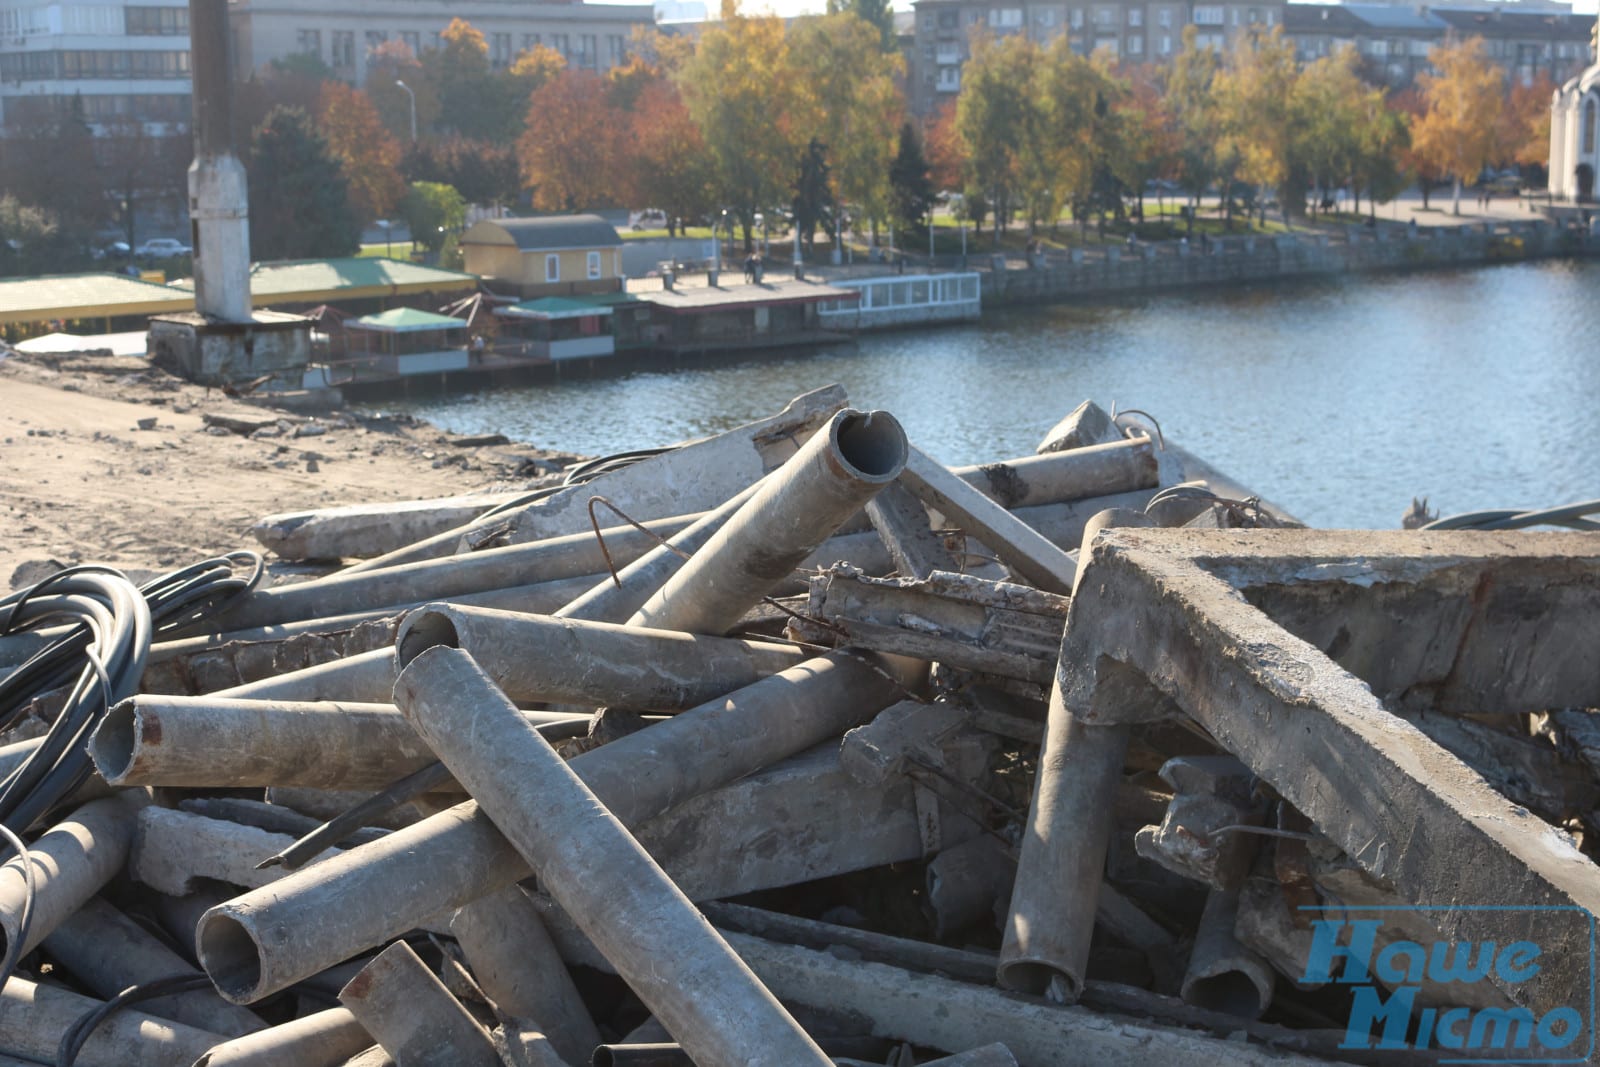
[55,973,214,1067]
[0,553,262,837]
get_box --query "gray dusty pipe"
[216,514,698,632]
[997,709,1129,1002]
[42,897,266,1037]
[396,606,806,710]
[91,694,584,790]
[631,409,907,635]
[959,437,1157,510]
[557,479,764,623]
[193,1006,376,1067]
[452,884,600,1066]
[394,646,831,1067]
[215,647,398,704]
[1179,888,1275,1020]
[0,796,135,961]
[198,648,917,1005]
[339,939,500,1067]
[0,976,223,1067]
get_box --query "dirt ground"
[0,349,579,590]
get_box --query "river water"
[379,260,1600,530]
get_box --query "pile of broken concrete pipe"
[5,382,1483,1067]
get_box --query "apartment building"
[228,0,654,85]
[1285,3,1589,87]
[0,0,192,129]
[909,0,1288,113]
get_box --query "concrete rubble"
[0,385,1597,1066]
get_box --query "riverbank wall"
[980,219,1585,307]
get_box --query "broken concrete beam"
[0,796,135,960]
[900,447,1078,594]
[635,741,983,901]
[1401,711,1599,822]
[1059,528,1600,1027]
[1180,888,1274,1019]
[396,646,832,1067]
[556,479,766,624]
[0,976,224,1067]
[1132,755,1267,891]
[796,565,1068,684]
[193,1007,377,1067]
[503,384,847,549]
[253,487,538,562]
[926,835,1015,939]
[217,515,699,633]
[839,698,973,785]
[864,480,958,580]
[395,606,806,710]
[339,940,499,1067]
[631,409,908,635]
[197,649,919,1004]
[452,884,599,1067]
[1036,401,1122,454]
[41,896,266,1037]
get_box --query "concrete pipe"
[41,897,266,1037]
[393,646,831,1067]
[215,647,398,704]
[957,437,1157,510]
[91,694,585,791]
[0,796,135,961]
[1179,888,1275,1020]
[198,649,918,1005]
[631,409,907,635]
[193,1007,376,1067]
[0,976,222,1067]
[216,514,697,632]
[338,940,499,1067]
[997,709,1130,1002]
[556,479,764,623]
[396,606,807,711]
[451,884,600,1066]
[338,1046,396,1067]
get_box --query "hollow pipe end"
[197,907,267,1005]
[995,958,1083,1005]
[394,604,465,669]
[87,698,141,785]
[829,409,908,484]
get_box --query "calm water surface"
[377,260,1600,530]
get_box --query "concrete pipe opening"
[396,609,462,668]
[832,411,907,482]
[996,960,1080,1004]
[1184,970,1267,1019]
[198,912,264,1003]
[88,699,139,783]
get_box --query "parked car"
[92,240,131,260]
[136,238,191,259]
[629,209,668,231]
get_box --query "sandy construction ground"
[0,349,574,589]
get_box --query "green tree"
[825,0,894,52]
[400,181,466,253]
[792,138,833,254]
[1215,26,1301,224]
[0,194,59,278]
[1294,47,1367,215]
[247,106,361,260]
[790,13,902,243]
[1,97,102,259]
[675,10,809,249]
[889,121,935,238]
[1164,26,1224,233]
[1411,36,1503,215]
[956,35,1036,243]
[96,115,189,251]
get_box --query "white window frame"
[546,254,560,283]
[1129,8,1142,27]
[587,251,601,280]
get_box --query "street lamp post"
[714,208,727,282]
[395,79,417,142]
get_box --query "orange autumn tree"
[517,70,624,211]
[1411,36,1503,215]
[620,79,713,235]
[316,81,406,222]
[1500,73,1555,171]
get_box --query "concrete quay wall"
[982,220,1585,307]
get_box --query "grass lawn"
[358,241,419,260]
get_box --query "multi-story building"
[228,0,654,84]
[909,0,1288,114]
[909,0,1589,114]
[1285,3,1589,88]
[0,0,192,130]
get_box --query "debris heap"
[2,384,1597,1067]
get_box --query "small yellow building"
[459,215,625,300]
